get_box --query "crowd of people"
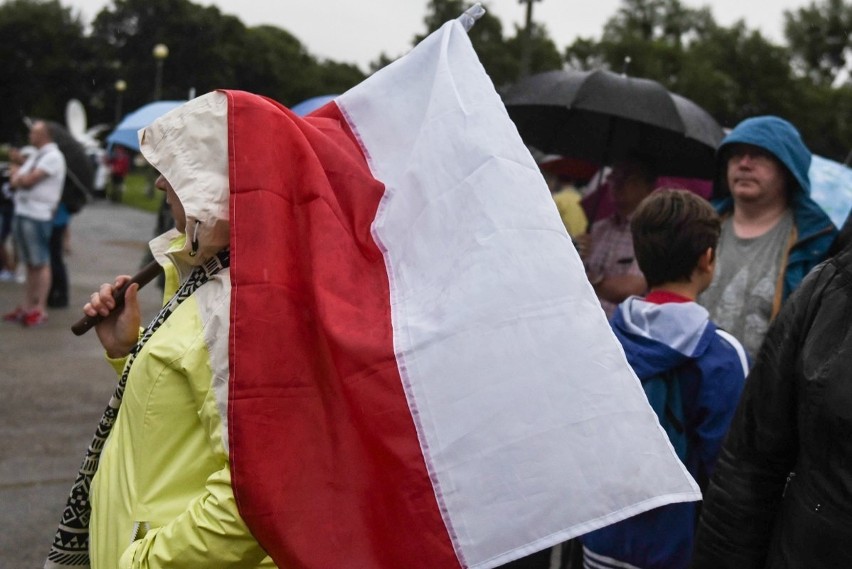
[1,120,137,327]
[52,91,848,569]
[533,115,844,569]
[6,68,843,569]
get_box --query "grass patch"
[118,172,162,213]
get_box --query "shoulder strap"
[715,329,749,377]
[661,369,685,435]
[46,249,230,569]
[643,368,687,461]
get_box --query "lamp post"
[114,79,127,124]
[518,0,541,79]
[152,43,169,101]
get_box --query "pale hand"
[83,276,141,359]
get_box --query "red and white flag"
[227,10,699,569]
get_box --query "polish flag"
[227,10,699,569]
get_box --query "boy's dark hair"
[630,189,720,287]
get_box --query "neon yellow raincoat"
[89,93,275,569]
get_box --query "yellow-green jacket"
[89,92,276,569]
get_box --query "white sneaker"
[0,269,15,282]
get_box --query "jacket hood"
[612,297,715,379]
[140,91,229,271]
[713,116,812,201]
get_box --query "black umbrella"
[502,69,725,179]
[47,121,95,211]
[47,121,95,191]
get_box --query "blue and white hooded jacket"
[581,297,748,569]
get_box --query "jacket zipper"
[130,521,150,543]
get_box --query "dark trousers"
[499,548,552,568]
[497,541,583,569]
[48,224,68,308]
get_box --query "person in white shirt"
[4,120,66,327]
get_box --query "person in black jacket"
[691,227,852,568]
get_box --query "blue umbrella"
[290,95,338,116]
[107,100,186,151]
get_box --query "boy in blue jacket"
[581,189,749,569]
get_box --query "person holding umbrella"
[697,116,837,359]
[583,156,656,318]
[502,69,727,320]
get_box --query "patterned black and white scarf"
[45,249,230,569]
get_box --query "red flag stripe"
[227,90,461,568]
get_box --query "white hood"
[139,91,230,272]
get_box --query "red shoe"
[3,306,26,323]
[22,309,48,328]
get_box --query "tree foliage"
[784,0,852,86]
[564,0,851,161]
[0,0,94,144]
[417,0,562,88]
[0,0,848,160]
[0,0,365,144]
[90,0,247,108]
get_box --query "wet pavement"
[0,199,164,568]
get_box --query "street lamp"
[152,43,169,101]
[114,79,127,124]
[518,0,542,79]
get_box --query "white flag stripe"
[338,18,699,569]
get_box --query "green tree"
[685,23,796,124]
[233,26,364,104]
[91,0,364,115]
[601,0,708,43]
[791,81,852,158]
[565,0,715,80]
[0,0,375,144]
[504,22,564,81]
[234,25,321,106]
[313,60,366,98]
[784,0,852,85]
[90,0,249,112]
[563,1,795,123]
[0,0,95,143]
[416,0,561,87]
[561,0,851,160]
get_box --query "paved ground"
[0,199,164,568]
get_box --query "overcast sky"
[65,0,812,70]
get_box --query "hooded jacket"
[692,244,852,568]
[581,297,748,569]
[89,92,275,568]
[711,116,836,312]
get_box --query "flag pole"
[70,260,163,336]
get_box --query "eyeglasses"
[726,144,776,163]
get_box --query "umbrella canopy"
[502,69,725,179]
[47,121,94,194]
[809,154,852,228]
[107,100,186,151]
[290,94,338,116]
